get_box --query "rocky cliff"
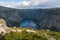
[0,6,60,30]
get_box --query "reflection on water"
[20,19,41,29]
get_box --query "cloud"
[0,1,31,8]
[41,0,60,8]
[0,0,60,9]
[32,0,49,5]
[0,2,16,8]
[21,1,30,6]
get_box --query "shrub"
[2,31,48,40]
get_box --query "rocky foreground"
[0,19,60,40]
[0,27,60,40]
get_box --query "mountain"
[0,6,60,30]
[0,6,22,27]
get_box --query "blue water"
[20,19,41,29]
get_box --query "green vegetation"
[1,28,60,40]
[1,31,47,40]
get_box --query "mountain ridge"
[0,6,60,30]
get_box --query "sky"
[0,0,60,9]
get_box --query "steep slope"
[0,6,22,26]
[0,6,60,30]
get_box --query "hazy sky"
[0,0,60,9]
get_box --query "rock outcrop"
[0,19,8,34]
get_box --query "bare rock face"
[0,19,8,34]
[0,6,60,31]
[0,19,6,26]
